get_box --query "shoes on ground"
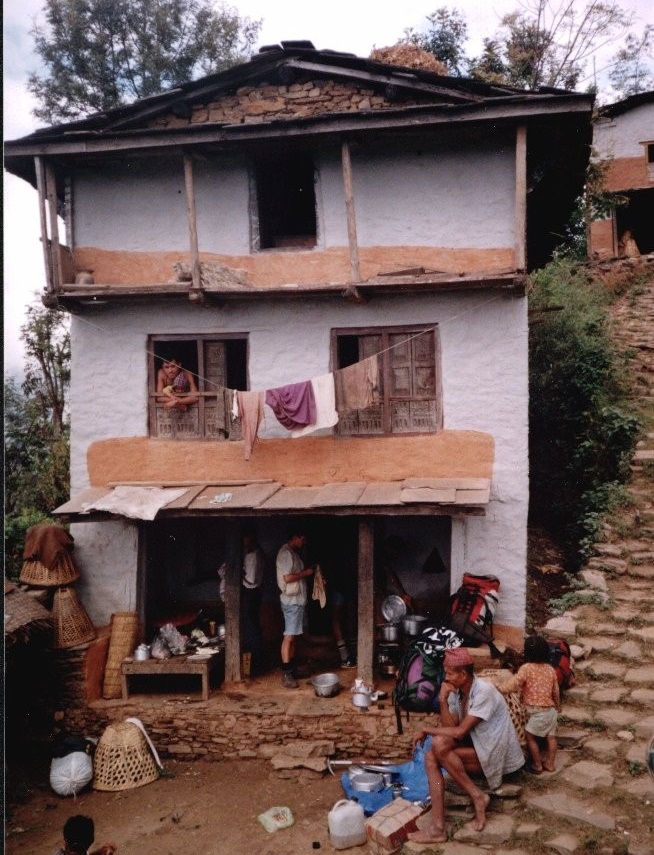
[282,671,299,689]
[340,658,357,669]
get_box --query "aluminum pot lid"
[381,595,407,622]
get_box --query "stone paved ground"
[406,264,654,855]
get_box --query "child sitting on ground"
[499,634,561,773]
[53,814,116,855]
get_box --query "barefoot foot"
[469,792,491,832]
[407,826,448,844]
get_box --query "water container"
[328,799,366,849]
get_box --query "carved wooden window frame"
[331,324,442,437]
[148,333,247,440]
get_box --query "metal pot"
[134,643,151,661]
[350,772,384,792]
[352,691,372,709]
[311,672,341,698]
[401,615,429,636]
[378,623,400,642]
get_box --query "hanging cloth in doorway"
[334,355,381,413]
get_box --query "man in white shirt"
[276,531,314,688]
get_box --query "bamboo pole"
[183,153,202,298]
[515,125,527,273]
[341,140,362,298]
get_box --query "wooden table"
[121,651,223,700]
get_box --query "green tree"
[4,302,71,579]
[609,26,654,98]
[410,7,469,75]
[528,260,640,565]
[473,0,631,90]
[29,0,262,124]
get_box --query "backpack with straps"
[447,573,501,654]
[548,638,575,690]
[392,626,463,735]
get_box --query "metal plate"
[381,595,407,622]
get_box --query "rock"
[546,832,581,853]
[613,640,643,659]
[632,715,654,739]
[583,736,622,757]
[544,616,578,638]
[616,730,636,741]
[452,813,513,845]
[525,791,615,830]
[628,625,654,643]
[594,708,638,728]
[631,688,654,704]
[625,665,654,684]
[580,569,609,591]
[561,760,614,789]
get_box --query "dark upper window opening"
[255,152,317,249]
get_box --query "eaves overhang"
[53,477,491,523]
[4,92,594,188]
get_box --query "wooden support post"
[44,160,63,290]
[515,125,527,273]
[224,527,242,682]
[357,518,375,686]
[35,156,55,294]
[341,139,362,298]
[183,153,202,299]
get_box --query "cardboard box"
[365,798,425,854]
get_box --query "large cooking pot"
[378,623,400,642]
[350,772,384,793]
[311,673,341,697]
[402,615,429,636]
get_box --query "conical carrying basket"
[52,585,97,649]
[93,720,159,791]
[102,612,140,699]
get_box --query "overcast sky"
[4,0,653,377]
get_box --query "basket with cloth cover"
[93,717,162,791]
[20,523,80,587]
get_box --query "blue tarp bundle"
[340,737,435,815]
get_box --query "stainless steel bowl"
[402,615,429,636]
[350,772,384,792]
[311,672,341,697]
[381,595,407,623]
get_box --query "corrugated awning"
[53,477,491,521]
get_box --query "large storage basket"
[93,721,159,791]
[20,553,80,587]
[52,586,97,649]
[102,612,140,699]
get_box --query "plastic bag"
[151,635,172,659]
[257,806,294,832]
[50,751,93,796]
[158,622,187,654]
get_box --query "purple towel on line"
[265,381,317,430]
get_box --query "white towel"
[291,374,338,437]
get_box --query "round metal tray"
[381,595,407,623]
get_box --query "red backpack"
[548,638,575,690]
[448,573,500,653]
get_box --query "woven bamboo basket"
[20,552,80,587]
[52,586,97,649]
[93,721,159,791]
[102,612,140,699]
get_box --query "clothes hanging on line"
[236,390,264,460]
[265,380,317,430]
[291,373,339,437]
[334,354,381,413]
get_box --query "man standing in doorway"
[276,531,314,688]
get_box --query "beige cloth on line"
[236,390,264,460]
[333,355,381,413]
[312,565,327,609]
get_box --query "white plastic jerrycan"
[328,798,366,849]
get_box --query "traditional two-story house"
[5,41,593,687]
[589,90,654,259]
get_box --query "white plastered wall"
[69,289,528,629]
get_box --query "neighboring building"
[589,91,654,259]
[5,42,593,684]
